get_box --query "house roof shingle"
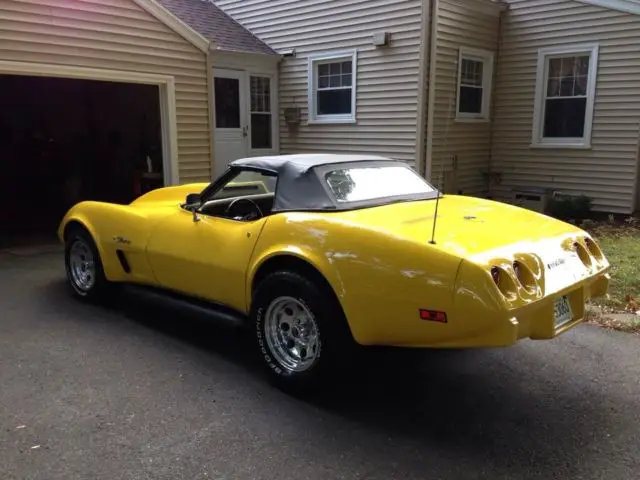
[157,0,277,55]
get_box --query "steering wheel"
[224,197,263,221]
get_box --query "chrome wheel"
[68,239,96,293]
[264,296,321,373]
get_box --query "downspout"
[414,0,431,176]
[487,4,507,199]
[424,0,440,181]
[205,43,216,179]
[275,53,285,155]
[632,120,640,213]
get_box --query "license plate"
[554,296,573,328]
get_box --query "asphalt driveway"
[1,245,639,480]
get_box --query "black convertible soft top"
[211,154,439,212]
[229,153,389,175]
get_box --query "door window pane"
[251,114,272,149]
[250,76,272,149]
[214,77,240,128]
[250,76,271,113]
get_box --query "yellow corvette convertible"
[58,154,610,390]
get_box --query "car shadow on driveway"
[41,278,616,477]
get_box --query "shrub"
[546,194,593,222]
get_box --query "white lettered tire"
[251,270,357,392]
[64,226,111,302]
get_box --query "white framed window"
[307,50,357,124]
[249,74,273,150]
[531,44,599,149]
[456,47,494,121]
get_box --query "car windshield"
[211,170,277,200]
[324,164,436,204]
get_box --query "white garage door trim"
[0,60,179,187]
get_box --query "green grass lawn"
[588,223,640,311]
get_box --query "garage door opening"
[0,74,164,248]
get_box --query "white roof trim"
[575,0,640,15]
[131,0,211,52]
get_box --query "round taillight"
[574,241,593,268]
[489,266,518,300]
[491,266,500,284]
[513,261,521,279]
[513,260,536,293]
[584,237,603,260]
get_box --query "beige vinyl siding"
[215,0,423,164]
[431,0,500,196]
[1,0,211,182]
[492,0,640,214]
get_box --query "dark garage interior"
[0,74,164,248]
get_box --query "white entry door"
[213,69,247,175]
[212,69,277,176]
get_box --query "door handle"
[242,126,248,137]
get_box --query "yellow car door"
[146,207,268,312]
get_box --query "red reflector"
[419,309,448,323]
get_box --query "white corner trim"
[205,51,216,178]
[414,0,432,177]
[307,49,358,124]
[0,60,181,185]
[456,47,495,121]
[132,0,210,53]
[425,0,440,181]
[531,43,600,149]
[575,0,640,15]
[443,0,507,17]
[162,77,181,186]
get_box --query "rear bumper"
[470,271,610,347]
[517,270,609,341]
[387,271,610,349]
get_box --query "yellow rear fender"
[248,213,464,345]
[447,259,514,344]
[248,245,344,305]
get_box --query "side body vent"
[116,250,131,274]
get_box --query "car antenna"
[429,185,442,245]
[429,162,445,245]
[429,52,456,246]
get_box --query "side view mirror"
[185,193,202,223]
[185,193,201,205]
